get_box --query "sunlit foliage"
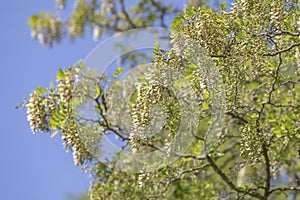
[21,0,300,199]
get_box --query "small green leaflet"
[94,85,103,98]
[48,110,62,129]
[153,40,160,55]
[49,81,54,90]
[50,130,59,138]
[201,102,209,111]
[56,69,66,81]
[28,15,39,27]
[184,6,196,18]
[170,14,185,31]
[113,67,124,77]
[34,87,47,96]
[220,2,227,11]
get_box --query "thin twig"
[119,0,136,28]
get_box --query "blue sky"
[0,1,232,199]
[0,1,96,199]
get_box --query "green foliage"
[170,14,185,31]
[219,1,226,10]
[28,11,62,46]
[21,0,300,199]
[153,40,160,55]
[28,0,196,46]
[112,67,124,77]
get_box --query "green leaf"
[48,110,61,129]
[56,69,66,81]
[237,30,247,40]
[220,2,227,10]
[49,81,54,90]
[201,102,209,111]
[49,116,59,129]
[95,85,103,98]
[170,14,185,31]
[167,51,173,58]
[35,87,47,96]
[244,20,250,26]
[28,15,39,27]
[185,6,196,18]
[113,67,124,77]
[50,130,59,138]
[251,113,259,119]
[216,18,225,25]
[77,60,87,70]
[273,128,282,138]
[153,40,160,55]
[247,81,260,90]
[203,90,210,100]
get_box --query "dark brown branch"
[119,0,136,28]
[149,0,167,28]
[191,131,205,141]
[279,30,300,37]
[226,111,248,124]
[277,80,300,88]
[263,42,300,56]
[269,187,300,195]
[268,54,282,102]
[254,54,282,199]
[206,155,240,191]
[206,155,263,199]
[262,143,271,200]
[255,54,282,129]
[269,102,300,109]
[94,95,129,141]
[210,54,227,58]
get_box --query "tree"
[28,0,209,46]
[20,0,300,199]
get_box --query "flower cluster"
[137,172,150,188]
[30,15,62,46]
[55,0,65,9]
[62,123,93,165]
[240,124,263,162]
[57,73,73,105]
[26,93,49,133]
[270,1,285,29]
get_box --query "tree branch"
[263,42,300,56]
[269,186,300,195]
[149,0,167,28]
[262,143,271,199]
[119,0,136,28]
[206,155,264,199]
